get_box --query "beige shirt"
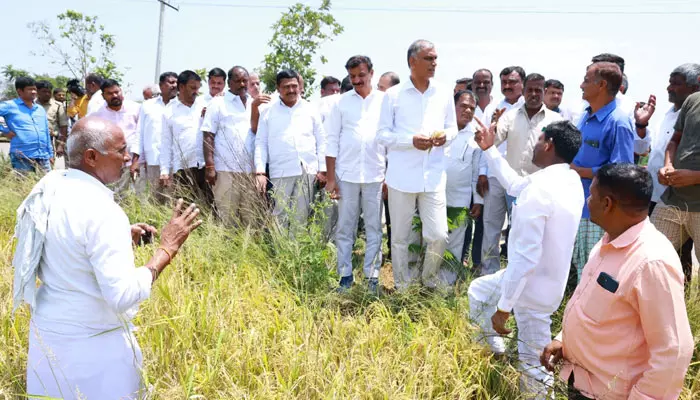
[495,104,562,176]
[39,98,68,137]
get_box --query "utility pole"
[155,0,179,82]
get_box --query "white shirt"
[33,169,152,335]
[137,96,171,166]
[648,106,680,202]
[486,96,525,178]
[317,94,340,125]
[484,146,584,313]
[445,123,483,207]
[254,98,326,178]
[160,99,206,175]
[200,91,255,173]
[377,79,457,193]
[90,100,141,159]
[86,90,105,116]
[326,89,386,184]
[495,104,564,176]
[475,102,497,176]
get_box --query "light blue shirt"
[0,98,53,159]
[573,99,634,218]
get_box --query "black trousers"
[567,373,593,400]
[383,196,391,259]
[462,200,484,266]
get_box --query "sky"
[4,0,700,123]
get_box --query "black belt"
[568,372,594,400]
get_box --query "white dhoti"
[468,271,554,400]
[26,321,145,400]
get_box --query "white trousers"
[335,180,383,279]
[27,322,144,400]
[481,177,508,275]
[388,187,448,290]
[468,270,553,400]
[271,174,315,231]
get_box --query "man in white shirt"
[377,39,457,290]
[254,69,326,232]
[160,70,211,204]
[85,73,106,116]
[544,79,573,121]
[480,66,527,275]
[445,90,483,279]
[202,66,257,227]
[646,63,700,283]
[142,84,160,101]
[469,120,584,399]
[200,68,227,107]
[24,116,201,400]
[90,79,142,197]
[326,55,386,291]
[137,71,178,201]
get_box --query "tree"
[1,65,72,100]
[259,0,344,99]
[28,10,122,81]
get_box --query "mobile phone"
[138,229,153,246]
[597,272,619,294]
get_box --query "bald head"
[66,117,128,184]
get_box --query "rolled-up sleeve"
[628,260,694,400]
[86,211,151,315]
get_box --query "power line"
[168,1,700,14]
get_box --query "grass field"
[0,162,698,399]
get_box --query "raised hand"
[634,95,656,126]
[159,199,202,258]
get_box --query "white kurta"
[26,168,152,400]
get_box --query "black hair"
[456,77,470,84]
[67,80,86,97]
[85,73,104,87]
[53,87,65,94]
[36,80,53,91]
[381,71,400,86]
[543,121,582,164]
[595,163,652,213]
[524,73,545,86]
[159,71,178,83]
[227,66,249,81]
[340,76,353,93]
[178,70,202,87]
[591,53,625,73]
[15,76,36,91]
[208,68,226,80]
[320,76,342,90]
[276,69,300,86]
[100,79,120,92]
[472,68,493,80]
[345,55,374,72]
[499,66,526,82]
[453,89,479,106]
[545,79,564,91]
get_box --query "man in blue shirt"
[0,76,53,172]
[570,62,634,282]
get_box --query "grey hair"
[66,123,109,168]
[144,84,160,96]
[406,39,435,68]
[671,63,700,88]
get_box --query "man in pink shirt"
[541,163,693,399]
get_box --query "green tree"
[28,10,123,81]
[259,0,344,99]
[1,65,71,100]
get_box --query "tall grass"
[0,163,698,399]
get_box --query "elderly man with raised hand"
[542,164,693,400]
[469,120,584,399]
[15,116,201,400]
[377,39,457,291]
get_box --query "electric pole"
[155,0,179,82]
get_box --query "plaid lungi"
[572,218,605,282]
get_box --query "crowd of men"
[4,39,700,399]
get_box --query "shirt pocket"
[580,281,621,323]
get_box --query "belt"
[567,372,594,400]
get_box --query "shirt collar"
[402,78,435,93]
[586,99,617,122]
[66,168,115,199]
[601,218,648,249]
[13,97,37,110]
[224,90,250,105]
[518,102,547,117]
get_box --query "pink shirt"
[557,218,693,399]
[90,100,141,158]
